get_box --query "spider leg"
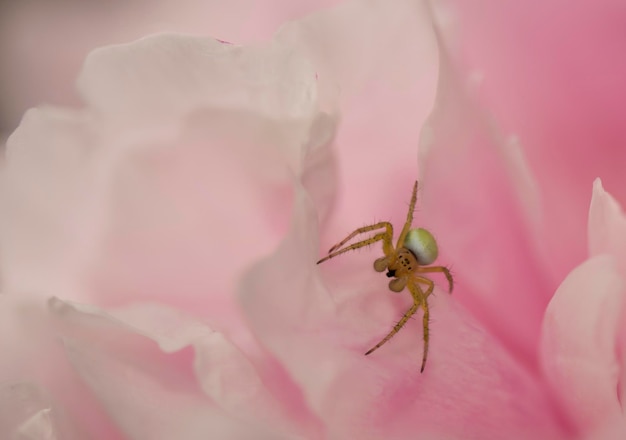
[420,297,431,373]
[326,222,393,255]
[364,276,435,372]
[364,276,428,357]
[411,277,434,372]
[317,222,394,264]
[364,300,419,356]
[317,231,392,264]
[417,266,454,293]
[396,181,418,249]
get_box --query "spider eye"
[404,228,438,265]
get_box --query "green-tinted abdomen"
[404,228,438,265]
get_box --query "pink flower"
[2,0,625,439]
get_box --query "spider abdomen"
[404,228,439,265]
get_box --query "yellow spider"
[317,181,453,372]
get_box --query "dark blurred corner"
[0,0,340,140]
[0,0,150,139]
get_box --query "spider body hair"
[317,181,453,373]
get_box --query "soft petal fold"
[0,296,127,439]
[541,255,625,436]
[240,184,566,440]
[0,0,344,133]
[48,297,295,439]
[0,381,84,440]
[417,13,551,369]
[432,0,626,280]
[77,34,325,130]
[279,0,439,238]
[1,108,107,296]
[3,33,337,312]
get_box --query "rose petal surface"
[432,0,626,282]
[0,380,85,440]
[0,296,127,439]
[48,297,295,439]
[275,0,440,247]
[588,178,626,271]
[0,0,342,133]
[541,255,625,437]
[417,14,551,370]
[2,33,337,322]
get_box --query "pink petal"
[0,381,85,440]
[240,184,568,439]
[0,296,127,439]
[541,255,624,437]
[76,34,326,130]
[1,107,108,296]
[0,0,343,133]
[588,178,626,270]
[433,0,626,281]
[103,301,322,438]
[3,34,337,318]
[582,419,626,440]
[584,179,626,436]
[417,19,551,369]
[279,0,439,238]
[48,298,296,439]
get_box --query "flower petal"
[0,381,84,440]
[3,33,337,315]
[0,0,344,134]
[0,295,128,439]
[417,15,551,369]
[48,297,295,439]
[1,108,107,296]
[582,418,626,440]
[77,34,326,131]
[541,255,624,436]
[433,0,626,281]
[278,0,439,237]
[101,300,322,438]
[588,178,626,270]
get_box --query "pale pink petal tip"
[541,255,625,436]
[588,178,626,266]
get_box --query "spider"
[317,181,453,372]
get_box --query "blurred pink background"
[0,0,341,137]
